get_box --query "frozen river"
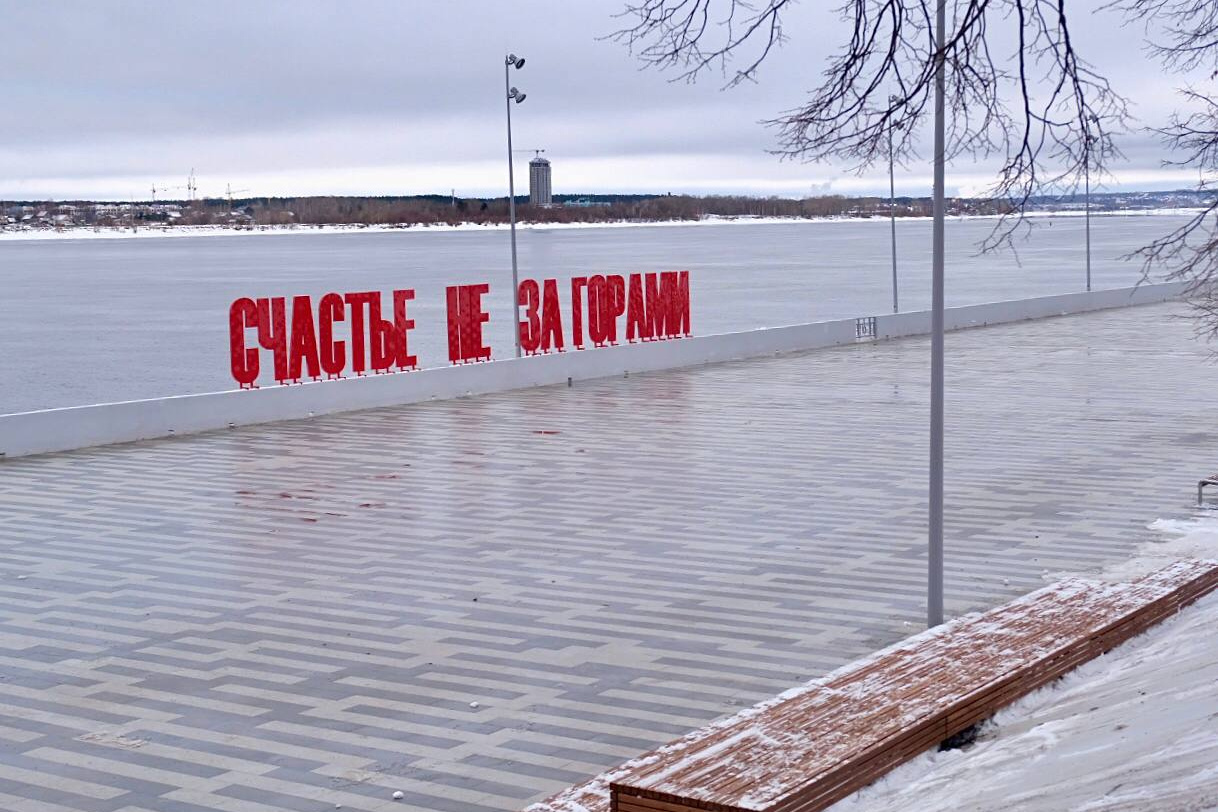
[0,213,1188,413]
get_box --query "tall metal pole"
[928,0,947,629]
[888,123,899,314]
[505,61,522,358]
[1084,159,1092,293]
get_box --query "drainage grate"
[855,316,878,339]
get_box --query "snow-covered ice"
[831,515,1218,812]
[0,207,1205,242]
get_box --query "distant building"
[563,197,611,208]
[529,155,552,207]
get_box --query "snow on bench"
[525,559,1218,812]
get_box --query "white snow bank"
[0,208,1205,242]
[832,515,1218,812]
[1098,516,1218,581]
[0,216,857,242]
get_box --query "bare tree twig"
[1107,1,1218,337]
[609,0,1130,252]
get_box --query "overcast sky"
[0,1,1202,200]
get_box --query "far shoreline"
[0,207,1204,243]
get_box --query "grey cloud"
[0,0,1203,199]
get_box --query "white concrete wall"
[876,282,1185,340]
[0,282,1185,459]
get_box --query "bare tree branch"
[1104,1,1218,338]
[1112,0,1218,71]
[608,0,796,87]
[610,0,1131,252]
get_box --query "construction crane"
[165,170,199,203]
[225,183,250,209]
[149,170,200,204]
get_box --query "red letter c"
[229,297,259,387]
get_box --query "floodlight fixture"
[503,52,531,357]
[888,94,904,130]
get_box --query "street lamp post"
[1085,152,1091,293]
[1084,116,1098,293]
[504,53,527,358]
[928,0,947,629]
[888,94,901,314]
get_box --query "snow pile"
[832,515,1218,812]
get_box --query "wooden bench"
[1199,473,1218,504]
[527,559,1218,812]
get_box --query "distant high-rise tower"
[529,153,552,207]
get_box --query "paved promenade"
[0,301,1212,812]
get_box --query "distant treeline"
[172,193,978,226]
[13,188,1202,230]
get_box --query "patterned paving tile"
[0,302,1213,811]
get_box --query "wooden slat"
[618,562,1218,808]
[527,559,1218,812]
